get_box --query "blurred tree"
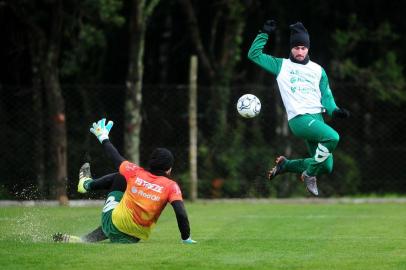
[331,15,405,104]
[8,0,68,204]
[6,0,124,201]
[330,14,406,193]
[59,1,124,194]
[61,0,125,81]
[2,0,406,199]
[178,0,247,181]
[124,0,160,163]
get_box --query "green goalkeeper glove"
[182,237,197,244]
[90,118,114,143]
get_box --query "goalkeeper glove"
[90,118,114,143]
[182,237,197,244]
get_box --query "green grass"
[1,201,406,270]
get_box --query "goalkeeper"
[53,119,196,244]
[248,20,350,196]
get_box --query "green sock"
[84,180,93,191]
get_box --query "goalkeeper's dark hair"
[147,148,174,176]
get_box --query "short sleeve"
[119,160,141,180]
[167,182,183,203]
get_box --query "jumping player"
[248,20,350,196]
[53,119,196,244]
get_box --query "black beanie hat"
[148,148,174,172]
[290,22,310,49]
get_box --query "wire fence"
[1,84,405,199]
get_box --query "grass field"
[1,201,406,270]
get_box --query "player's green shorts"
[101,191,140,244]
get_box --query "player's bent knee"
[328,132,340,149]
[334,133,340,144]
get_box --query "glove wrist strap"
[98,134,109,143]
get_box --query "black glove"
[333,108,350,119]
[262,20,277,34]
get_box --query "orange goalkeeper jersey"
[111,161,183,240]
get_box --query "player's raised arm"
[90,118,125,170]
[247,19,283,76]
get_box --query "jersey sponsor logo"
[289,68,317,79]
[135,177,164,193]
[137,189,160,201]
[290,76,314,85]
[288,68,318,94]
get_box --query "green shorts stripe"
[101,191,140,244]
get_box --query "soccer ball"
[236,94,261,118]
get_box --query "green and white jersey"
[277,59,323,119]
[248,33,337,120]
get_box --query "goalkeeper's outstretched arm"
[102,140,125,170]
